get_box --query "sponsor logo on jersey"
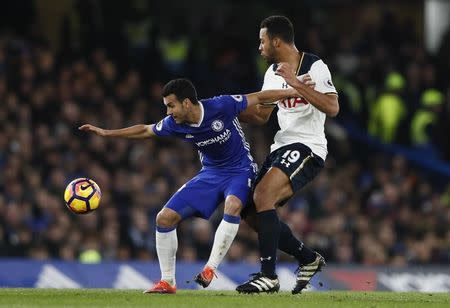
[279,97,308,109]
[196,129,231,147]
[185,134,194,139]
[211,120,224,132]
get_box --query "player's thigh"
[283,148,324,195]
[253,167,293,212]
[165,173,223,220]
[271,142,324,192]
[254,143,324,210]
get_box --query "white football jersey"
[262,52,337,160]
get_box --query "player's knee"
[224,196,243,216]
[156,209,179,228]
[224,204,241,216]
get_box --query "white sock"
[156,228,178,286]
[206,216,239,269]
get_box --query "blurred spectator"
[368,72,407,143]
[79,236,102,263]
[410,89,444,157]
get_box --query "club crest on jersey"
[211,120,224,132]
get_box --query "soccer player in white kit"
[237,15,339,294]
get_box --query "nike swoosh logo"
[80,184,93,190]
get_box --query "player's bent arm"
[78,124,156,138]
[289,80,339,117]
[238,104,275,125]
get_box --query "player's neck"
[278,45,301,69]
[187,103,202,125]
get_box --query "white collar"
[188,101,204,127]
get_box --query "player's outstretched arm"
[78,124,156,138]
[239,74,316,125]
[245,88,298,108]
[238,104,275,125]
[238,88,298,125]
[276,62,339,117]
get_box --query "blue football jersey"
[152,95,255,170]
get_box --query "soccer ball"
[64,178,101,214]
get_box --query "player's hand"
[78,124,107,136]
[286,87,301,98]
[302,74,315,89]
[275,62,298,86]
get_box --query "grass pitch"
[0,289,449,308]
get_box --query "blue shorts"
[165,167,256,220]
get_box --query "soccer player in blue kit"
[79,78,299,294]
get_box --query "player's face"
[259,28,277,64]
[164,94,188,124]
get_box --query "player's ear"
[273,37,281,48]
[182,98,191,107]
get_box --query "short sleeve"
[216,95,248,116]
[309,60,337,94]
[152,116,176,137]
[261,66,282,105]
[262,65,278,91]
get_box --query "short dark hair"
[162,78,198,104]
[260,15,294,44]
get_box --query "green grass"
[0,289,449,308]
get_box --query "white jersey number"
[280,150,300,167]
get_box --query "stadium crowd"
[0,2,449,265]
